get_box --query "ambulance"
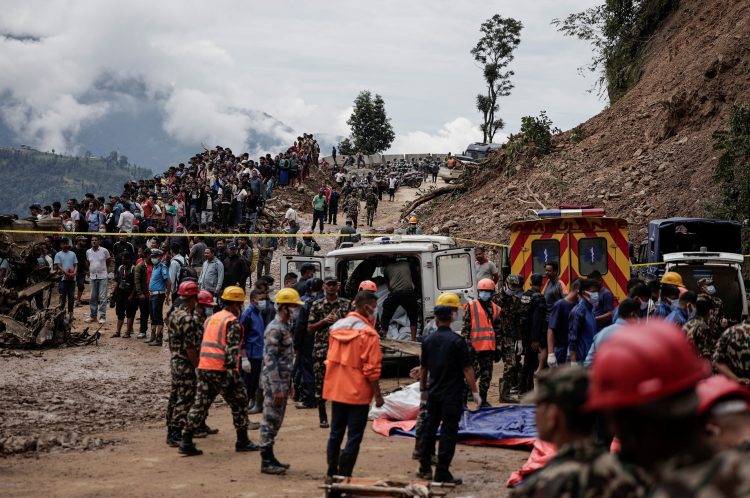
[509,208,631,302]
[281,235,478,338]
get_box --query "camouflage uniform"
[309,297,352,403]
[513,366,650,498]
[345,197,359,229]
[494,290,523,400]
[166,305,199,430]
[683,317,720,361]
[260,318,295,448]
[461,299,502,403]
[712,323,750,379]
[365,191,378,226]
[649,449,750,498]
[183,317,249,433]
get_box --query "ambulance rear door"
[280,254,325,284]
[429,247,477,329]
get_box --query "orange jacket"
[323,312,382,405]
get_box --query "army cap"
[697,277,714,286]
[523,365,589,411]
[505,274,523,289]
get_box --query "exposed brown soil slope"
[422,0,750,246]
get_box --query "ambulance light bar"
[536,208,605,218]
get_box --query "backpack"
[300,243,315,256]
[174,255,196,284]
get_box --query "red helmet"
[177,280,200,297]
[358,280,377,292]
[697,375,750,416]
[477,278,496,292]
[197,290,216,306]
[585,320,710,412]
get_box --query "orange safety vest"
[198,309,237,371]
[465,299,500,352]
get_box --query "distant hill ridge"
[0,147,153,216]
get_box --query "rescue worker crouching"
[418,292,480,484]
[461,278,502,407]
[259,288,305,475]
[179,286,259,456]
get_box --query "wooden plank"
[17,281,53,299]
[381,339,421,357]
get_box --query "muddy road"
[1,182,528,497]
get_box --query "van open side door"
[428,247,477,329]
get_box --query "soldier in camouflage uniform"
[179,286,259,456]
[590,320,750,498]
[165,282,200,447]
[308,283,352,427]
[698,277,728,335]
[365,188,378,227]
[713,322,750,384]
[511,365,649,498]
[494,274,524,403]
[683,296,717,360]
[345,195,360,230]
[259,288,303,475]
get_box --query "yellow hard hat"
[275,287,304,305]
[660,271,685,287]
[409,216,418,224]
[435,292,460,308]
[221,285,246,302]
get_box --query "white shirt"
[389,177,397,188]
[285,208,298,224]
[237,189,248,202]
[117,211,135,232]
[70,210,80,224]
[86,247,110,280]
[335,172,345,183]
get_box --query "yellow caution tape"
[453,237,510,249]
[630,261,666,267]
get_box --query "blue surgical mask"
[257,300,267,311]
[705,285,716,295]
[478,291,493,302]
[587,291,599,305]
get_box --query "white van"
[281,235,478,338]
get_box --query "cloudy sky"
[0,0,603,157]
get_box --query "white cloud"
[389,117,494,155]
[0,0,604,156]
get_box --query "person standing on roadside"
[85,235,112,325]
[73,236,88,307]
[418,292,479,485]
[112,251,137,338]
[283,203,299,251]
[327,188,340,225]
[323,290,384,481]
[198,247,224,301]
[179,286,260,457]
[134,248,153,339]
[474,247,499,284]
[256,224,277,280]
[259,288,304,475]
[53,237,78,320]
[542,262,567,318]
[147,248,171,346]
[311,188,327,234]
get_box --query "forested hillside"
[0,148,152,215]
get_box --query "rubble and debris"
[0,309,100,349]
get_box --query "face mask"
[256,300,267,311]
[150,258,160,265]
[671,301,681,312]
[587,291,599,305]
[478,291,493,302]
[291,307,301,320]
[705,285,716,295]
[640,301,649,311]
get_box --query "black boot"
[166,426,181,447]
[338,452,355,478]
[194,422,219,438]
[261,446,287,475]
[434,467,462,485]
[235,428,260,452]
[269,446,290,469]
[416,466,433,481]
[178,431,202,456]
[248,390,263,415]
[318,403,329,429]
[500,381,518,404]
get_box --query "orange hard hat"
[477,278,496,292]
[358,280,377,292]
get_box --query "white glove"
[547,353,558,368]
[472,391,482,410]
[240,356,252,373]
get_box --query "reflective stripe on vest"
[198,309,235,371]
[468,300,500,352]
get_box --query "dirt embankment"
[422,0,750,246]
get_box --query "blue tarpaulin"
[385,405,537,445]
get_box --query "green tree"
[471,15,523,144]
[552,0,678,103]
[712,103,750,249]
[337,137,355,156]
[345,90,395,155]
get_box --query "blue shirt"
[666,307,689,327]
[149,262,170,293]
[584,318,626,367]
[53,250,78,272]
[548,298,577,347]
[593,287,615,331]
[240,304,265,359]
[568,299,597,364]
[652,300,672,318]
